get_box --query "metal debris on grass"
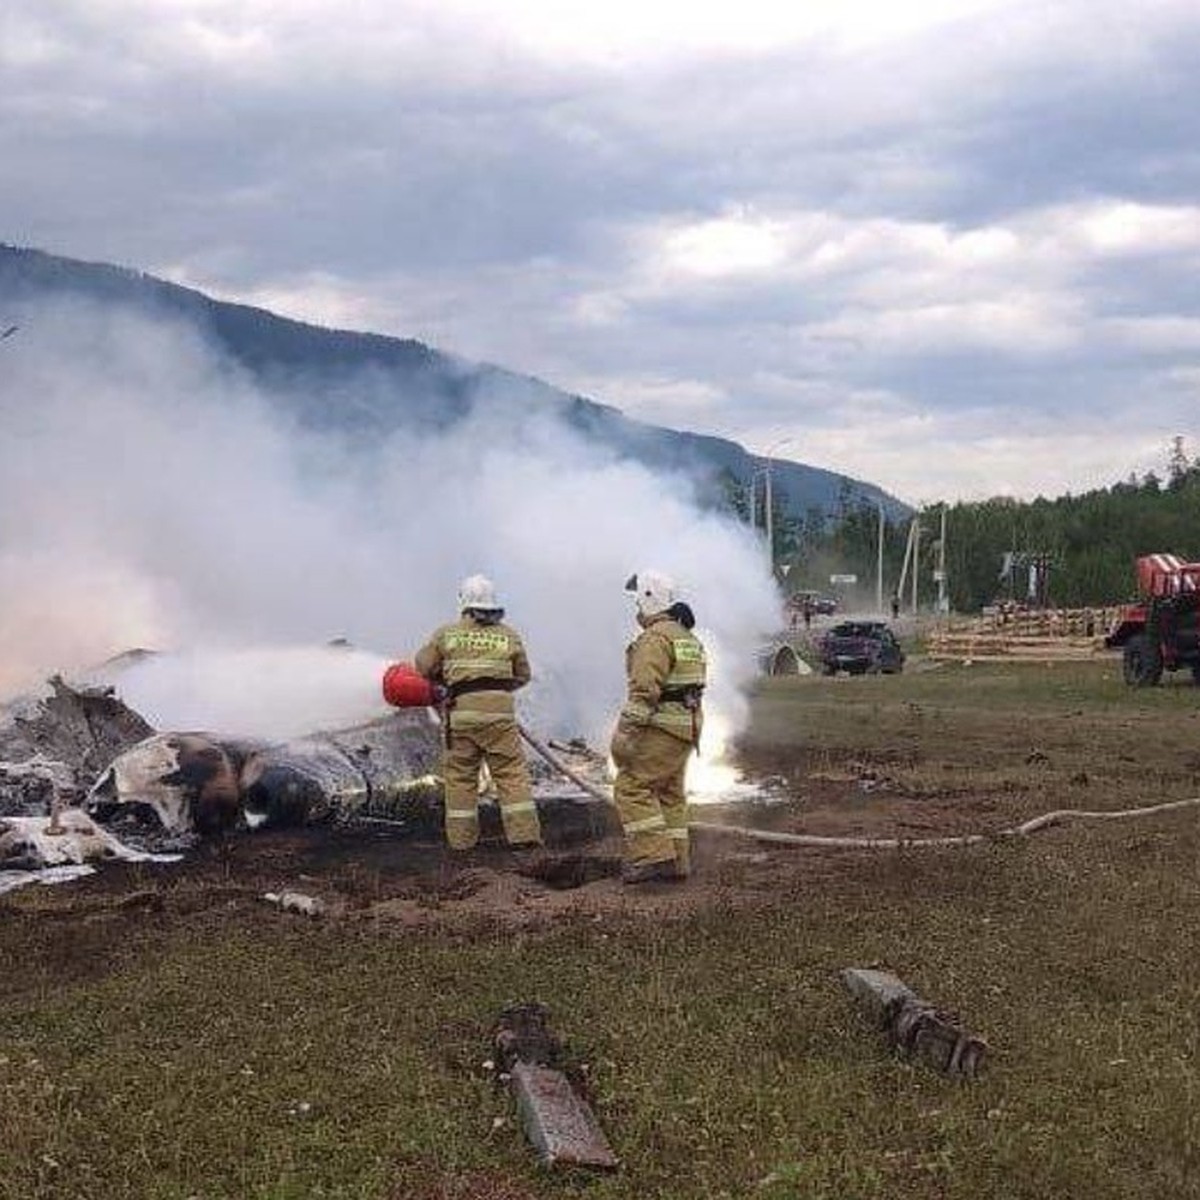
[262,890,327,918]
[842,968,988,1079]
[493,1003,618,1171]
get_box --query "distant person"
[890,594,901,620]
[611,569,707,885]
[803,598,814,630]
[414,575,542,851]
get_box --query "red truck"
[1105,553,1200,685]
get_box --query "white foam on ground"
[0,864,97,896]
[687,713,765,806]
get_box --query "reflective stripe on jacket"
[620,615,707,742]
[415,617,531,724]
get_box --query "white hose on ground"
[1008,795,1200,835]
[691,796,1200,848]
[686,823,990,849]
[518,723,1200,849]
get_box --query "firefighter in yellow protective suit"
[610,569,707,884]
[415,575,542,851]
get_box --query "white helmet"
[625,568,675,618]
[458,574,501,613]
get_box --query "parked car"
[818,621,905,676]
[786,591,838,623]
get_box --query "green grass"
[745,661,1200,806]
[2,661,1199,1199]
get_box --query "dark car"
[787,591,838,622]
[818,621,905,676]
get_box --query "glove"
[609,719,640,768]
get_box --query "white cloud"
[760,410,1183,505]
[1072,201,1200,257]
[805,293,1085,356]
[173,268,395,333]
[568,372,727,415]
[657,214,792,279]
[1103,316,1200,351]
[50,0,1017,71]
[4,0,1200,505]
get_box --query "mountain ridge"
[0,242,907,522]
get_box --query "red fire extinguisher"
[381,662,438,708]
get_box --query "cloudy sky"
[4,0,1200,504]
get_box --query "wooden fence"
[925,606,1124,662]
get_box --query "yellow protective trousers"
[613,725,691,875]
[441,717,542,850]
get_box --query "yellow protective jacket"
[620,614,707,744]
[415,616,531,727]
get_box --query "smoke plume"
[0,299,780,747]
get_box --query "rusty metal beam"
[842,968,988,1079]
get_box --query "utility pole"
[936,506,947,614]
[875,502,885,614]
[765,463,774,573]
[761,437,794,575]
[910,514,921,614]
[896,517,915,607]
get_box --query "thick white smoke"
[0,300,780,754]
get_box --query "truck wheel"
[1123,634,1163,687]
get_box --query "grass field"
[2,659,1198,1199]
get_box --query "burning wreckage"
[0,676,171,892]
[0,669,614,894]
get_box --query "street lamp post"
[762,437,793,575]
[876,501,885,614]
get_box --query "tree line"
[719,460,1200,612]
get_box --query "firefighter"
[611,569,707,884]
[414,575,542,851]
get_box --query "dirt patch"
[517,851,622,890]
[0,816,828,937]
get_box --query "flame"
[686,712,761,805]
[600,711,759,804]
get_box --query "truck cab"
[1105,553,1200,685]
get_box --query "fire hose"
[519,724,1200,849]
[384,664,1200,848]
[689,795,1200,848]
[517,723,611,802]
